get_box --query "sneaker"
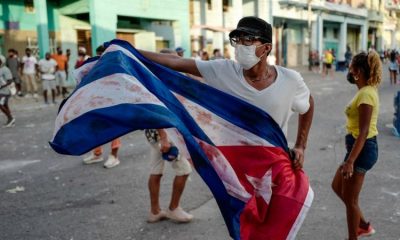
[358,223,376,238]
[3,118,15,128]
[103,155,120,168]
[166,207,193,223]
[17,91,23,97]
[33,93,39,98]
[82,153,103,164]
[147,210,167,223]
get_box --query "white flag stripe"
[286,187,314,240]
[73,43,145,85]
[52,73,165,139]
[174,92,274,147]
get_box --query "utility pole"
[307,0,313,70]
[308,0,312,48]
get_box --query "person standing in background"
[21,48,38,98]
[82,45,122,169]
[38,52,58,105]
[6,49,22,96]
[388,51,397,85]
[52,47,69,98]
[345,45,353,69]
[210,48,223,60]
[75,47,90,69]
[175,47,185,57]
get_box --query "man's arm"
[157,129,171,153]
[292,95,314,170]
[65,57,69,75]
[139,50,202,77]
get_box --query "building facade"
[190,0,400,67]
[0,0,190,59]
[1,0,400,68]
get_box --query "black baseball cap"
[229,16,272,43]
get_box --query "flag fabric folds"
[50,39,313,240]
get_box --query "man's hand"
[159,137,171,153]
[291,147,305,170]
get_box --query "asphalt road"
[1,65,400,240]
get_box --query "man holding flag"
[51,16,314,240]
[139,16,314,172]
[138,16,314,239]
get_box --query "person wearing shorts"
[331,51,381,239]
[388,51,398,85]
[21,48,38,98]
[38,53,58,104]
[6,49,22,96]
[145,129,193,223]
[0,55,15,127]
[52,47,69,98]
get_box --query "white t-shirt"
[22,56,37,74]
[38,59,57,80]
[195,59,310,136]
[0,66,13,95]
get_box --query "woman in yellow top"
[331,51,381,240]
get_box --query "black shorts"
[326,63,332,69]
[0,94,10,106]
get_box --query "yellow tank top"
[345,86,379,138]
[325,53,333,64]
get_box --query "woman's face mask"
[347,72,356,84]
[235,44,267,70]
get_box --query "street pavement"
[1,65,400,240]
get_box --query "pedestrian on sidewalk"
[0,55,15,127]
[6,49,22,96]
[345,45,353,69]
[389,51,398,85]
[145,129,193,223]
[21,48,38,98]
[52,47,69,98]
[322,49,334,79]
[331,50,382,240]
[38,52,58,105]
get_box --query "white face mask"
[235,44,266,70]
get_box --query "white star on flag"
[246,169,275,204]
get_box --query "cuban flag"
[50,39,313,240]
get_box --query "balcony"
[368,9,384,22]
[385,0,400,12]
[279,0,368,18]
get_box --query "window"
[333,28,339,39]
[223,0,231,12]
[207,0,212,10]
[24,0,35,13]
